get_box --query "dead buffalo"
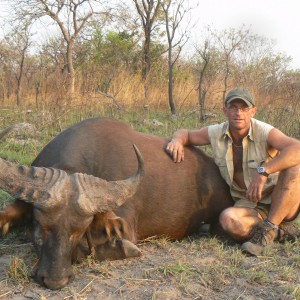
[0,117,233,290]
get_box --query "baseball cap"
[225,88,255,107]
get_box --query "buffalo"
[0,117,233,290]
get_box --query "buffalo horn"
[0,158,69,204]
[74,144,145,215]
[0,144,144,213]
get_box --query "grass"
[7,256,30,285]
[0,190,12,208]
[0,235,299,298]
[0,105,299,299]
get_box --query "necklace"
[232,142,243,148]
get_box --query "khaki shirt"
[208,118,279,208]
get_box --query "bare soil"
[0,231,299,300]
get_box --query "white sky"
[1,0,300,69]
[191,0,300,69]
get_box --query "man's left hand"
[247,174,268,202]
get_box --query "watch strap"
[257,166,269,177]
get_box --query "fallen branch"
[0,291,12,298]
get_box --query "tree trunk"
[199,88,207,122]
[67,42,75,96]
[143,31,151,100]
[143,28,151,81]
[16,50,25,106]
[168,48,176,115]
[198,58,209,122]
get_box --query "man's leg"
[242,165,300,256]
[219,206,262,241]
[268,165,300,224]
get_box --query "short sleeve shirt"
[208,118,279,208]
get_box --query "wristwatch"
[257,166,269,177]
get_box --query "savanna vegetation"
[0,112,299,299]
[0,0,299,125]
[0,1,299,299]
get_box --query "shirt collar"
[221,119,254,141]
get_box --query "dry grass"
[0,235,299,299]
[0,106,299,299]
[7,256,30,285]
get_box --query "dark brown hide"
[32,117,233,240]
[1,117,233,289]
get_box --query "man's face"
[223,99,257,131]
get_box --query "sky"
[1,0,300,69]
[190,0,300,69]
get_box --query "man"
[166,87,300,256]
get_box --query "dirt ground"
[0,231,299,300]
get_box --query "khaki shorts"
[231,181,275,209]
[254,203,270,220]
[253,203,300,223]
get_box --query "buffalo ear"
[0,200,33,236]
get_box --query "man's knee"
[219,207,236,231]
[219,207,261,241]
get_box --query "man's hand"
[246,173,268,202]
[166,127,209,163]
[166,140,185,162]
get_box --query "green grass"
[0,190,13,208]
[0,105,299,299]
[0,104,298,213]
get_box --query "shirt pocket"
[214,157,231,185]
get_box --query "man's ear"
[251,107,257,117]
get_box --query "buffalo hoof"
[94,238,141,260]
[120,239,141,258]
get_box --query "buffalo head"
[0,145,144,290]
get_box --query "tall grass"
[0,97,298,164]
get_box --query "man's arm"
[166,127,210,162]
[247,128,300,202]
[263,128,300,174]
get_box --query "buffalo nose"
[35,269,74,290]
[43,274,74,290]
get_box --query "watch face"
[257,166,269,177]
[257,166,265,174]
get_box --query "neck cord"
[232,142,243,148]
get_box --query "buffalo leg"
[95,239,141,260]
[72,236,141,262]
[72,211,141,262]
[91,211,133,243]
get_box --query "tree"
[92,31,138,70]
[210,26,251,102]
[132,0,162,81]
[0,40,13,101]
[0,22,33,105]
[194,39,211,121]
[87,29,140,93]
[15,24,32,106]
[161,0,193,115]
[5,0,111,96]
